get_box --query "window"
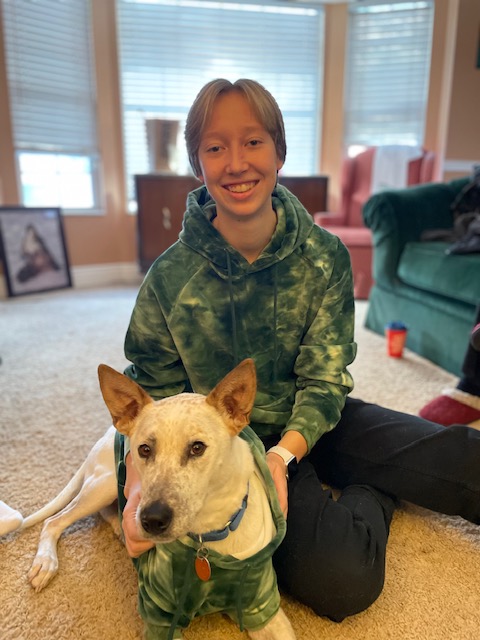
[117,0,324,206]
[344,1,434,148]
[2,0,100,212]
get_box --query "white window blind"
[344,1,434,148]
[117,0,324,204]
[2,0,100,211]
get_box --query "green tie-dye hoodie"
[124,184,356,451]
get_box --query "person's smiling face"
[197,90,284,223]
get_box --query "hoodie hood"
[179,184,315,279]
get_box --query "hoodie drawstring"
[226,251,279,382]
[272,263,278,383]
[226,251,239,366]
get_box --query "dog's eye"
[190,441,206,457]
[138,444,152,459]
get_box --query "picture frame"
[0,206,72,297]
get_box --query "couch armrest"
[362,179,468,287]
[313,211,348,227]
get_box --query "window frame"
[343,0,434,150]
[2,0,103,215]
[116,0,325,208]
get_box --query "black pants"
[262,398,480,622]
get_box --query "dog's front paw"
[27,552,59,592]
[0,501,23,536]
[247,607,296,639]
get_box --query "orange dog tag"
[195,555,211,581]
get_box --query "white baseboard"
[71,262,143,289]
[0,262,143,299]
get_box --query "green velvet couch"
[362,178,480,376]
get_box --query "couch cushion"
[398,241,480,306]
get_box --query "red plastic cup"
[385,321,408,358]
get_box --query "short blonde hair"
[185,78,287,177]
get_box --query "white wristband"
[267,445,296,478]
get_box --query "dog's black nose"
[140,502,173,536]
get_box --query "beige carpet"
[1,287,479,640]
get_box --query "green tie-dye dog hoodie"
[115,427,286,639]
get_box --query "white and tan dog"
[0,359,295,640]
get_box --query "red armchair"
[314,146,435,299]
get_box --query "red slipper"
[419,391,480,426]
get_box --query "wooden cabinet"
[135,174,199,272]
[278,176,328,217]
[135,173,328,272]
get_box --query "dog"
[0,359,296,640]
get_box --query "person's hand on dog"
[266,453,289,517]
[123,454,155,558]
[267,432,308,518]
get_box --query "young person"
[120,79,480,623]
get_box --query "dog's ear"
[98,364,153,436]
[206,358,257,436]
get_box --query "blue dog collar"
[189,486,249,544]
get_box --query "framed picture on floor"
[0,207,72,297]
